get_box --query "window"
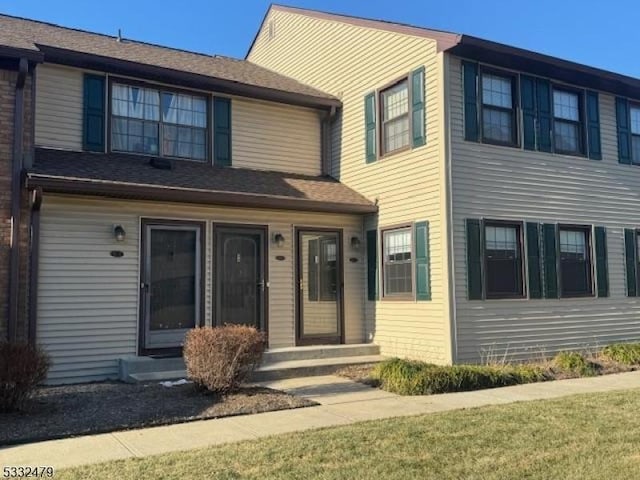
[382,227,413,296]
[111,82,207,161]
[483,222,524,299]
[559,226,593,297]
[630,105,640,164]
[481,71,517,145]
[553,89,583,155]
[380,80,410,154]
[307,237,337,302]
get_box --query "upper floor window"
[111,82,207,161]
[553,89,583,155]
[381,80,410,155]
[630,105,640,164]
[484,222,524,299]
[382,226,413,297]
[480,71,517,145]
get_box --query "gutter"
[320,106,338,176]
[7,57,28,342]
[27,187,42,345]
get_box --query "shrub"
[553,351,598,376]
[0,342,51,413]
[602,343,640,365]
[371,358,549,395]
[183,325,265,393]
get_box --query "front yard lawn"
[59,388,640,480]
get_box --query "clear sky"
[1,0,638,77]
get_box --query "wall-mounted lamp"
[272,232,285,248]
[113,224,126,242]
[350,236,361,250]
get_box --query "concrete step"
[262,344,380,364]
[128,370,187,383]
[251,354,384,382]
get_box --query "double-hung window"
[480,71,517,145]
[483,222,524,299]
[111,82,208,161]
[382,227,413,297]
[630,105,640,164]
[558,226,593,297]
[380,80,410,155]
[553,89,583,155]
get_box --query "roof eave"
[36,44,341,110]
[25,174,378,215]
[0,45,44,63]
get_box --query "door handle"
[140,282,149,290]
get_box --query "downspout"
[7,57,28,342]
[27,187,42,345]
[320,106,338,177]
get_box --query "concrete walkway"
[3,371,640,469]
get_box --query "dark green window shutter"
[466,219,483,300]
[536,79,552,153]
[83,74,105,152]
[366,230,378,300]
[586,91,602,160]
[415,221,430,301]
[526,222,542,299]
[594,226,609,297]
[364,92,377,163]
[616,97,631,164]
[542,223,558,298]
[308,239,319,301]
[624,228,637,296]
[521,75,536,151]
[462,61,479,142]
[213,97,231,166]
[411,67,426,148]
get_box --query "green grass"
[58,389,640,480]
[602,343,640,365]
[553,351,598,376]
[370,357,549,395]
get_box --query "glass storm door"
[215,226,266,329]
[142,223,201,351]
[297,230,342,345]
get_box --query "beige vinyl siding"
[35,64,84,150]
[449,55,640,363]
[249,9,451,363]
[38,195,364,384]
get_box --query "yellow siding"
[38,195,364,384]
[249,9,451,363]
[34,64,322,175]
[449,55,640,362]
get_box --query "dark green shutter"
[466,219,483,300]
[213,97,231,166]
[594,226,609,297]
[308,239,319,301]
[364,92,377,163]
[411,67,426,148]
[366,230,378,301]
[536,79,552,153]
[526,222,542,299]
[415,221,430,301]
[521,75,536,151]
[542,223,558,298]
[624,228,637,296]
[616,97,631,164]
[586,91,602,160]
[462,61,479,142]
[83,74,105,152]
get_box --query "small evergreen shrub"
[553,351,598,376]
[371,358,549,396]
[183,325,265,393]
[0,342,51,412]
[602,343,640,365]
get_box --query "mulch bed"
[0,382,316,446]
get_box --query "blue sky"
[1,0,638,77]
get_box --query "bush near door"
[0,342,50,412]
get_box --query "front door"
[215,225,266,329]
[296,229,343,345]
[140,221,203,354]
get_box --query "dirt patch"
[0,382,316,446]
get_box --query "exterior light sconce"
[113,224,126,242]
[350,236,361,250]
[272,232,285,248]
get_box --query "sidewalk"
[2,371,640,469]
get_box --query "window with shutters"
[480,70,517,146]
[110,80,208,161]
[483,222,524,299]
[382,226,413,297]
[552,89,584,155]
[380,80,410,155]
[630,105,640,164]
[558,226,593,297]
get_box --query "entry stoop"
[119,344,383,383]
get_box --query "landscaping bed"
[0,381,316,445]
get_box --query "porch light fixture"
[350,236,361,250]
[272,232,285,248]
[113,224,126,242]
